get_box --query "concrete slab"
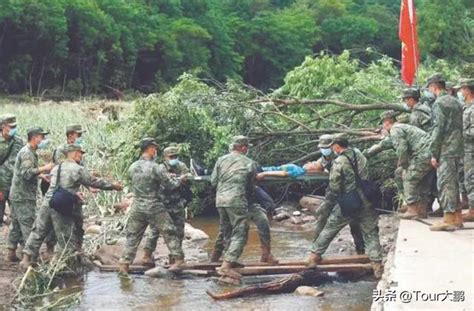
[378,218,474,311]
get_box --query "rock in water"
[145,267,174,278]
[85,225,101,235]
[184,223,209,241]
[299,196,325,214]
[290,216,303,225]
[292,211,302,216]
[273,212,290,221]
[294,286,324,297]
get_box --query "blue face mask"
[423,90,435,99]
[8,128,17,137]
[168,159,179,166]
[75,137,84,145]
[457,92,465,103]
[321,148,332,157]
[38,139,50,149]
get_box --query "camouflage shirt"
[9,144,40,202]
[211,151,257,208]
[43,159,114,205]
[0,135,24,192]
[463,99,474,153]
[160,160,189,204]
[327,148,368,201]
[315,155,334,173]
[389,123,431,168]
[410,102,433,132]
[430,93,463,159]
[52,143,68,165]
[128,157,181,210]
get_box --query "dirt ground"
[0,225,21,307]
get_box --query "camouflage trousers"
[120,207,184,265]
[402,159,435,205]
[216,206,249,263]
[459,157,467,195]
[437,156,461,213]
[465,152,474,209]
[311,202,382,262]
[144,205,186,256]
[50,205,85,255]
[214,204,269,258]
[23,204,59,258]
[0,190,9,227]
[394,166,404,203]
[313,200,365,254]
[7,200,36,250]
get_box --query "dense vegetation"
[0,0,472,96]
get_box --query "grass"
[1,100,132,217]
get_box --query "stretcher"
[189,173,329,186]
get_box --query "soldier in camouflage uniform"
[211,189,279,265]
[311,134,365,255]
[306,137,383,279]
[21,144,123,267]
[426,74,464,231]
[6,127,54,262]
[456,78,474,222]
[21,124,86,265]
[211,135,257,278]
[381,114,435,219]
[143,145,190,265]
[52,125,86,164]
[119,138,187,274]
[402,88,433,132]
[0,114,23,228]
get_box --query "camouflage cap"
[65,144,86,154]
[66,124,86,134]
[164,146,179,157]
[231,135,251,146]
[318,134,334,148]
[454,78,474,89]
[1,113,17,126]
[425,73,445,87]
[140,137,158,151]
[401,88,420,99]
[27,127,49,136]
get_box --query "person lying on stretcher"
[256,162,324,180]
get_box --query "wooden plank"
[236,263,372,276]
[164,254,370,270]
[99,255,370,273]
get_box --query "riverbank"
[372,216,473,311]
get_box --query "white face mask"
[457,92,465,102]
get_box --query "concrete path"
[377,217,473,311]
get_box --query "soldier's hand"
[76,192,86,203]
[39,174,51,183]
[256,173,265,181]
[431,157,439,169]
[40,162,54,173]
[180,174,191,183]
[0,191,4,202]
[89,187,100,194]
[112,182,124,191]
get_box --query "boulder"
[294,286,324,297]
[290,216,303,225]
[184,223,209,241]
[145,266,174,278]
[299,196,325,214]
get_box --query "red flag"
[399,0,419,86]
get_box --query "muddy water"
[71,218,375,310]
